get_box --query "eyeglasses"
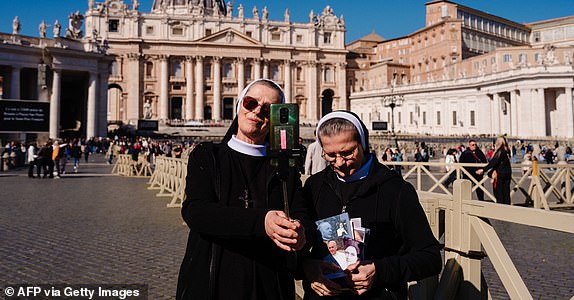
[470,143,477,146]
[242,96,270,118]
[321,145,359,163]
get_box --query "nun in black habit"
[176,79,314,300]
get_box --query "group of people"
[26,139,86,178]
[176,79,442,300]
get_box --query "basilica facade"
[85,0,348,126]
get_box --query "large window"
[271,64,280,81]
[109,19,119,33]
[324,32,332,44]
[470,110,475,126]
[224,63,233,79]
[172,59,183,78]
[146,62,154,78]
[324,66,334,82]
[436,111,441,125]
[452,111,457,126]
[245,64,252,80]
[503,54,512,63]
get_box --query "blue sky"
[0,1,572,44]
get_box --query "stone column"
[49,69,61,139]
[195,56,204,120]
[337,62,347,109]
[510,90,518,137]
[517,89,531,137]
[185,56,194,120]
[236,58,245,115]
[565,87,574,137]
[307,61,318,121]
[213,57,222,121]
[254,58,262,80]
[126,53,141,123]
[284,60,292,103]
[11,66,20,99]
[532,88,547,137]
[87,72,97,138]
[159,55,169,121]
[98,69,110,137]
[492,93,501,135]
[262,59,269,79]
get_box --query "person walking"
[459,139,488,200]
[477,136,512,205]
[26,143,37,178]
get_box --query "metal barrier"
[383,160,574,210]
[421,180,574,299]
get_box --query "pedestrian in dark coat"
[458,139,488,200]
[301,111,441,299]
[176,79,313,300]
[478,136,512,205]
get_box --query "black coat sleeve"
[181,144,269,240]
[372,182,442,285]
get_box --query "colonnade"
[125,54,347,122]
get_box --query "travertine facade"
[348,0,574,140]
[85,0,348,125]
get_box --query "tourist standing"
[478,136,512,205]
[459,139,488,200]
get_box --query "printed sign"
[0,100,50,132]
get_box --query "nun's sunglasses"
[242,96,270,118]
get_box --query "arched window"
[296,67,303,81]
[146,61,154,78]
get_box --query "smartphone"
[269,103,299,167]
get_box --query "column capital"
[212,56,222,63]
[126,53,142,61]
[284,59,294,66]
[236,57,245,63]
[185,56,194,62]
[195,55,205,62]
[158,54,169,61]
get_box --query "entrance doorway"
[60,71,88,138]
[204,105,212,120]
[223,98,234,119]
[321,89,334,117]
[171,97,182,120]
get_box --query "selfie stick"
[268,135,302,219]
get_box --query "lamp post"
[381,89,404,156]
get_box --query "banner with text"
[0,100,50,132]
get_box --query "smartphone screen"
[269,104,299,167]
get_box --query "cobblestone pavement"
[0,155,187,299]
[0,155,572,299]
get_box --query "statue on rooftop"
[39,20,48,38]
[12,16,21,35]
[53,20,61,38]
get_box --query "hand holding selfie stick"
[268,147,302,219]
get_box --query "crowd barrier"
[110,155,574,298]
[384,160,574,210]
[111,154,154,177]
[146,156,187,208]
[415,180,574,299]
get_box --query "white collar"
[227,135,267,157]
[336,154,373,183]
